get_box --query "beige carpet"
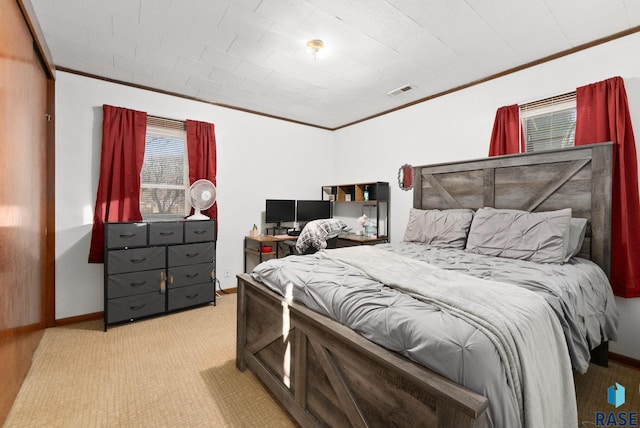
[575,359,640,427]
[5,293,296,428]
[5,291,639,427]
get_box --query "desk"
[244,233,387,272]
[337,233,388,247]
[244,235,297,273]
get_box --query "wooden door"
[0,0,54,422]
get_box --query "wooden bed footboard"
[236,273,490,428]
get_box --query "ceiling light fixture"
[306,39,324,60]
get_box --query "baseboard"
[610,352,640,370]
[55,312,103,326]
[0,322,45,339]
[55,292,238,326]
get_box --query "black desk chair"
[283,239,297,255]
[285,236,338,255]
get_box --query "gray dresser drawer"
[107,223,147,248]
[107,269,164,298]
[168,282,215,311]
[107,292,166,324]
[149,222,183,245]
[168,242,214,267]
[104,219,216,331]
[107,246,165,274]
[185,220,216,242]
[168,262,214,289]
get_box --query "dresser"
[104,220,216,331]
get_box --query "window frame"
[139,117,190,220]
[519,91,577,153]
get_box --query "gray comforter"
[380,243,619,373]
[251,242,619,428]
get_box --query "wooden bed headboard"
[412,143,613,275]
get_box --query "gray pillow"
[465,207,572,264]
[403,208,475,249]
[565,217,588,262]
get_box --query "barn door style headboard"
[412,143,613,275]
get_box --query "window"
[140,116,189,219]
[520,92,576,152]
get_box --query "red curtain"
[488,104,523,156]
[88,105,147,263]
[575,76,640,297]
[186,120,218,225]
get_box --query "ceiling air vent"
[386,84,415,97]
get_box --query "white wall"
[55,72,333,319]
[332,32,640,360]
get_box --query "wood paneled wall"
[0,0,55,423]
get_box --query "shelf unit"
[322,181,388,203]
[322,181,389,240]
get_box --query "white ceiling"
[30,0,640,129]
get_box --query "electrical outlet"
[224,268,230,278]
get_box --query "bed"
[236,143,618,428]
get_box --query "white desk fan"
[187,179,216,220]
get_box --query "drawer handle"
[160,272,166,294]
[119,233,135,238]
[130,281,146,287]
[130,257,146,264]
[186,273,199,279]
[159,231,174,236]
[186,293,200,300]
[186,252,200,258]
[130,303,146,311]
[194,230,206,235]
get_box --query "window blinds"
[520,91,576,152]
[140,116,189,217]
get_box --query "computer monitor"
[265,199,295,226]
[297,200,331,223]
